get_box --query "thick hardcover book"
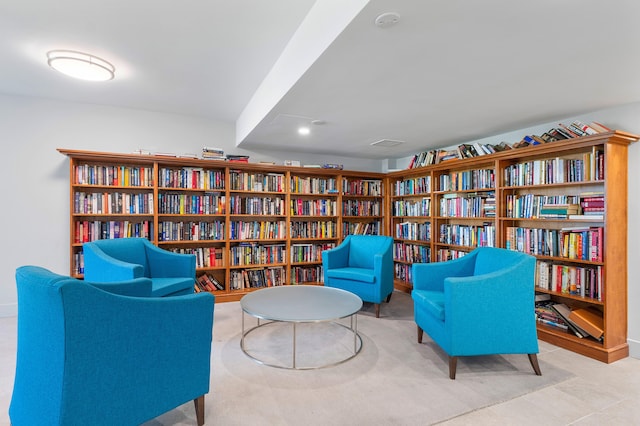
[569,308,604,340]
[551,303,589,338]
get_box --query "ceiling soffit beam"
[235,0,370,147]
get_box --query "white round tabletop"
[240,285,363,322]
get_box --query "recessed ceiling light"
[47,50,115,82]
[298,126,311,135]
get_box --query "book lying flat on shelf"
[569,307,604,340]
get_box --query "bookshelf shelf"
[387,130,638,363]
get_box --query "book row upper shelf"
[407,120,612,169]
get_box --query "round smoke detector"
[374,12,400,28]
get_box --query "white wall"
[394,102,640,359]
[3,92,639,360]
[0,93,383,316]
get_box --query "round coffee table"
[240,285,363,370]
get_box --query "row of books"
[74,191,154,215]
[291,243,336,263]
[229,220,286,240]
[535,300,604,340]
[74,164,154,187]
[406,120,611,169]
[290,198,338,216]
[290,176,338,194]
[438,192,495,218]
[436,249,467,262]
[229,243,286,266]
[195,273,225,292]
[393,242,431,263]
[229,171,285,192]
[229,266,285,289]
[393,176,431,196]
[158,193,225,215]
[342,200,382,216]
[505,226,603,261]
[438,169,495,191]
[393,198,431,217]
[290,265,323,285]
[158,220,225,242]
[503,151,603,186]
[536,261,603,301]
[342,179,383,196]
[74,220,154,243]
[343,221,381,236]
[394,263,413,282]
[394,221,431,241]
[439,223,495,248]
[290,220,337,239]
[229,195,286,215]
[159,167,225,190]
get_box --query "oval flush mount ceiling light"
[374,12,400,28]
[47,50,115,81]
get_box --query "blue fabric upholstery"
[412,247,540,379]
[322,235,394,317]
[10,265,214,426]
[83,237,196,296]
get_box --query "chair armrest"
[144,242,196,278]
[322,240,350,269]
[412,252,477,292]
[85,278,153,297]
[83,243,143,281]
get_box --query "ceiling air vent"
[370,139,404,148]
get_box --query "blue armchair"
[10,265,214,426]
[412,247,541,379]
[322,235,394,318]
[83,237,196,297]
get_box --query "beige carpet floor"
[143,290,573,425]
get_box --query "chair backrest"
[88,238,151,276]
[473,247,531,276]
[347,235,392,269]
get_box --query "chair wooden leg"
[417,325,423,343]
[386,292,392,303]
[194,395,205,426]
[449,356,457,380]
[528,354,542,376]
[375,303,380,318]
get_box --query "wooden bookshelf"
[386,130,638,363]
[59,149,385,302]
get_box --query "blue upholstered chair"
[412,247,541,379]
[322,235,394,318]
[83,237,196,296]
[10,265,214,426]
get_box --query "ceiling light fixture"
[374,12,401,28]
[298,126,311,135]
[47,50,115,81]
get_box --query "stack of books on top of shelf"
[568,193,605,220]
[201,146,226,160]
[539,203,580,219]
[226,154,250,163]
[405,120,613,169]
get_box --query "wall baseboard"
[628,339,640,360]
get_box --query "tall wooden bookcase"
[59,149,385,303]
[386,130,638,363]
[61,130,636,362]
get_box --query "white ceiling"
[2,0,640,159]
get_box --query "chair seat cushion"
[412,290,445,321]
[325,267,376,283]
[151,277,195,297]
